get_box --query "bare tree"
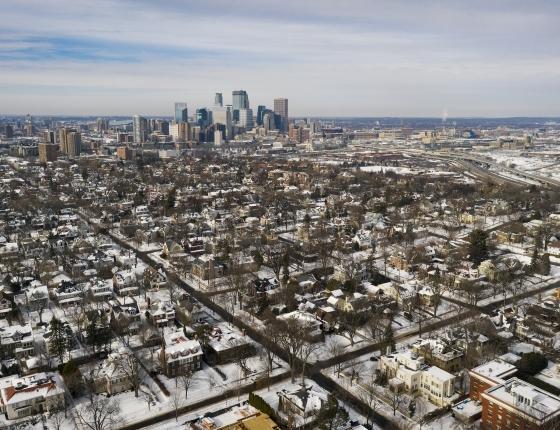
[347,358,364,387]
[273,318,306,383]
[429,280,446,317]
[364,313,383,342]
[299,340,320,385]
[116,351,142,398]
[48,406,67,430]
[326,338,345,377]
[359,371,381,428]
[178,370,194,401]
[387,387,404,416]
[171,389,184,422]
[341,311,363,347]
[141,390,154,411]
[74,396,122,430]
[258,348,273,390]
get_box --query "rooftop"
[470,358,517,383]
[484,378,560,422]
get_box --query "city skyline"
[1,0,560,117]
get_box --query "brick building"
[468,359,517,401]
[481,378,560,430]
[38,143,58,163]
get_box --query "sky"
[1,0,560,117]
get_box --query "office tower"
[239,108,254,129]
[96,118,109,132]
[24,123,33,136]
[232,90,249,124]
[273,98,288,132]
[66,132,81,157]
[214,92,223,107]
[38,143,58,163]
[148,119,157,133]
[133,115,148,143]
[42,130,55,144]
[232,90,249,110]
[214,130,223,145]
[58,128,68,153]
[190,125,201,142]
[174,103,188,123]
[212,106,232,140]
[196,108,209,127]
[156,120,170,136]
[263,112,276,131]
[3,125,14,138]
[256,105,266,126]
[170,122,189,142]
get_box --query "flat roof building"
[481,378,560,430]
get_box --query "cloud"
[0,0,559,116]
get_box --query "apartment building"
[481,378,560,430]
[469,359,518,401]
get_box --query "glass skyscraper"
[174,102,188,123]
[232,90,249,110]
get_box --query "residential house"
[0,324,34,360]
[277,384,327,427]
[112,269,139,296]
[146,300,175,328]
[205,327,255,365]
[158,330,202,377]
[0,373,65,420]
[89,352,134,395]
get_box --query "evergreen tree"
[49,317,70,364]
[86,312,111,353]
[282,253,290,283]
[541,253,551,275]
[530,248,539,273]
[384,319,395,352]
[468,229,489,265]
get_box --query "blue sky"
[1,0,559,116]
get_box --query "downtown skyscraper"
[273,98,289,132]
[174,102,188,123]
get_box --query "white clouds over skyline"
[1,0,559,117]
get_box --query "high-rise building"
[38,143,58,163]
[66,132,81,157]
[232,90,249,124]
[42,130,55,144]
[117,146,134,161]
[96,118,110,132]
[3,125,14,138]
[174,103,188,123]
[170,122,189,142]
[155,120,170,135]
[263,112,276,132]
[273,98,289,132]
[133,115,148,143]
[214,93,223,107]
[212,106,232,140]
[58,128,68,153]
[196,108,209,127]
[190,125,201,142]
[214,129,223,145]
[256,105,266,126]
[239,108,254,129]
[232,90,249,110]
